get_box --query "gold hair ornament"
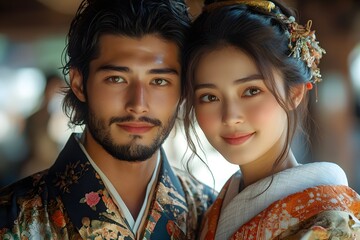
[204,0,275,12]
[278,15,326,85]
[204,0,326,88]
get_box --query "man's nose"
[125,82,149,114]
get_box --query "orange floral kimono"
[200,163,360,240]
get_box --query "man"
[0,0,216,239]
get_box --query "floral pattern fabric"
[200,176,360,240]
[0,133,216,240]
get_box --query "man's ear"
[70,68,86,102]
[289,83,306,110]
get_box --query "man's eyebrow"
[97,65,178,75]
[148,68,179,75]
[194,74,263,90]
[97,65,129,72]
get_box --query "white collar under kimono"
[215,162,348,240]
[76,134,160,235]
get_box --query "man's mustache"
[109,116,162,126]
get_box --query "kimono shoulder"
[140,149,217,240]
[0,170,49,226]
[174,168,216,206]
[0,170,79,238]
[173,168,217,230]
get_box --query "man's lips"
[222,132,255,145]
[117,122,155,134]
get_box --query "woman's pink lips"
[222,132,254,145]
[117,122,154,134]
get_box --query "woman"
[183,0,360,239]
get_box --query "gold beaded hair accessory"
[204,0,326,89]
[204,0,275,12]
[278,15,326,87]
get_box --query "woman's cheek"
[195,109,219,133]
[247,99,285,125]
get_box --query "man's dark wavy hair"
[61,0,190,127]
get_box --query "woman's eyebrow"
[233,74,263,84]
[195,74,263,90]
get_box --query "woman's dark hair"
[61,0,191,127]
[183,0,312,174]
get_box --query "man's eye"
[151,78,169,86]
[200,94,219,103]
[106,76,126,83]
[243,87,261,97]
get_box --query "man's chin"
[103,142,159,162]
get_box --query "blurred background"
[0,0,359,192]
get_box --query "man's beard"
[87,111,177,162]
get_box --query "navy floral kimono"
[0,134,216,239]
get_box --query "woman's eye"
[106,76,125,83]
[243,87,261,97]
[200,94,219,103]
[151,78,169,86]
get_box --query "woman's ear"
[289,83,306,110]
[70,68,86,102]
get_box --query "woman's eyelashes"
[242,86,262,97]
[197,86,263,104]
[199,94,219,103]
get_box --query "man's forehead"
[90,34,181,73]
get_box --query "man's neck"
[102,156,159,219]
[81,131,159,219]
